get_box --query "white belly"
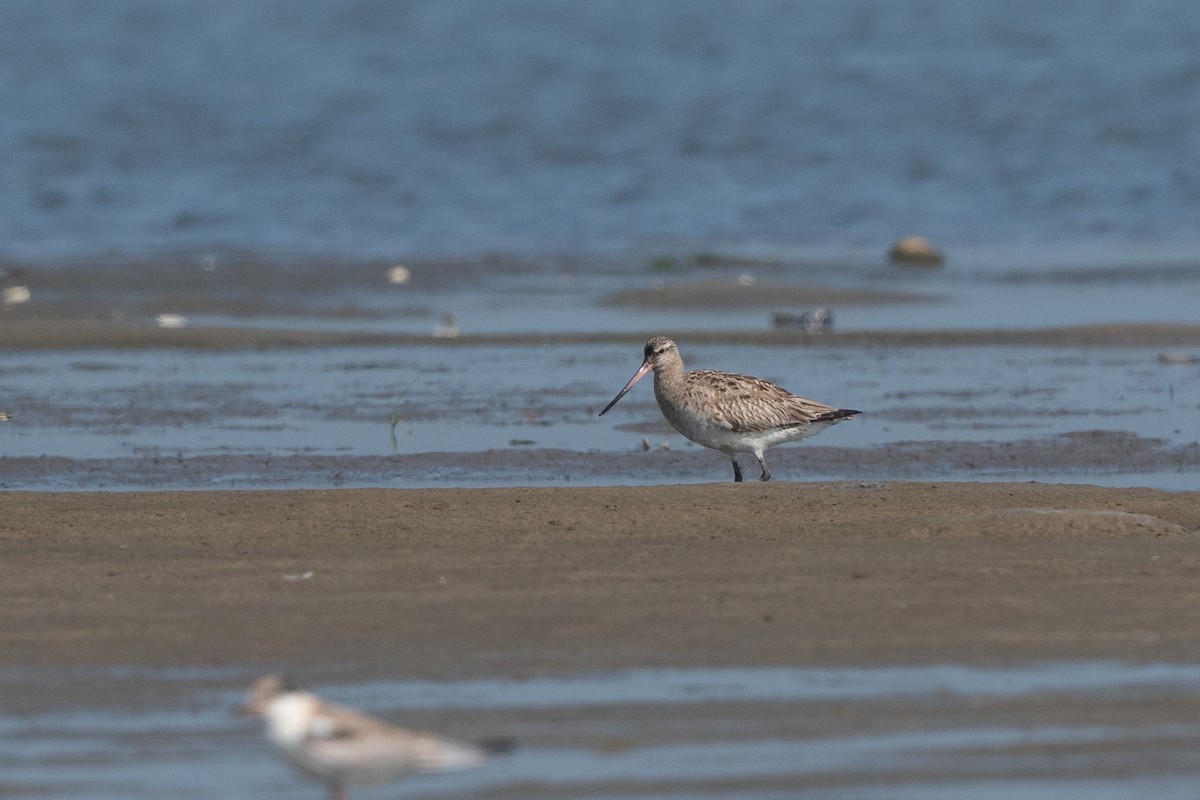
[663,411,834,456]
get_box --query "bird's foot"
[757,459,772,481]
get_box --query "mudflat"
[6,317,1200,350]
[4,482,1199,679]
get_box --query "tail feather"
[814,408,861,422]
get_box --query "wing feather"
[683,370,843,433]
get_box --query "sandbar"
[3,482,1198,680]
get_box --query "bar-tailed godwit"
[242,675,511,800]
[600,336,860,482]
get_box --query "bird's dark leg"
[731,459,744,482]
[756,454,772,482]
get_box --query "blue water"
[2,0,1200,260]
[6,662,1200,799]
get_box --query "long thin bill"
[599,362,652,416]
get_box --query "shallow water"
[6,662,1200,799]
[2,338,1198,489]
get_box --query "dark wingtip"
[477,736,518,756]
[817,408,862,422]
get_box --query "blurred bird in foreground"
[242,674,512,800]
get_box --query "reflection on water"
[5,662,1200,799]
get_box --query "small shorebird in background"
[242,675,511,800]
[600,336,860,482]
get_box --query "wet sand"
[4,482,1199,681]
[6,316,1200,350]
[603,278,938,309]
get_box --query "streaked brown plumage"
[600,337,860,481]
